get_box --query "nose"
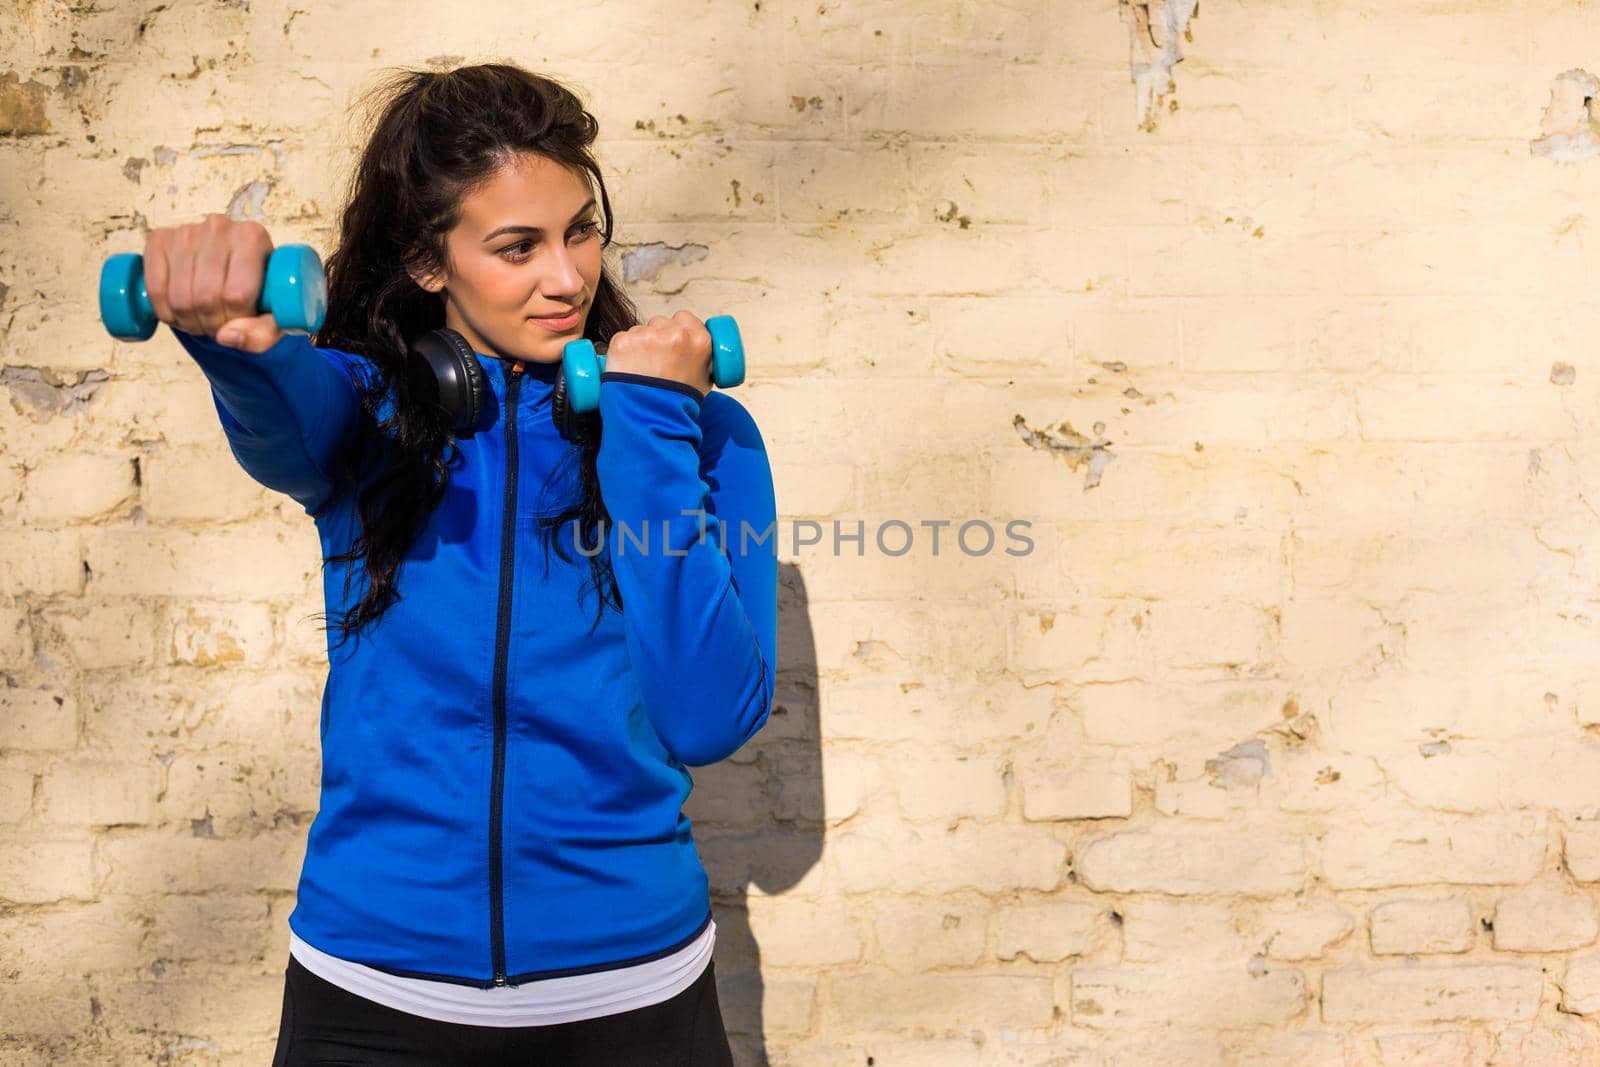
[543,246,585,301]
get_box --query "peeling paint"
[622,241,710,284]
[153,145,178,166]
[192,141,285,168]
[1,367,111,419]
[1118,0,1199,132]
[1531,69,1600,163]
[57,66,88,94]
[1012,415,1113,489]
[933,199,971,228]
[122,157,147,183]
[226,178,274,219]
[0,71,51,137]
[1552,361,1576,385]
[1207,738,1270,788]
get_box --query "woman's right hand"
[143,213,288,353]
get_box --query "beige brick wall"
[5,0,1600,1062]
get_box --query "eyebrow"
[482,198,598,243]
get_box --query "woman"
[142,62,774,1064]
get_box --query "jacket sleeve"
[169,326,364,516]
[594,371,778,768]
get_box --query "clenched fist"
[143,213,286,353]
[600,311,716,397]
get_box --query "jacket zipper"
[490,358,524,986]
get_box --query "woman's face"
[412,152,603,364]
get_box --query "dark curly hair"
[307,62,638,651]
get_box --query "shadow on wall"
[686,562,820,1067]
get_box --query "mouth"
[529,306,583,331]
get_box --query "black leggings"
[270,954,736,1066]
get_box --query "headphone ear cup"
[552,372,573,442]
[408,328,485,434]
[550,372,598,445]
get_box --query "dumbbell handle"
[100,244,327,342]
[562,314,745,414]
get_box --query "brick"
[992,900,1108,963]
[892,753,1005,821]
[746,975,816,1037]
[157,755,266,824]
[1121,896,1352,964]
[18,451,135,522]
[1229,1032,1350,1067]
[1321,812,1547,889]
[830,820,1066,895]
[764,745,876,826]
[1071,966,1306,1028]
[680,758,765,827]
[1076,828,1306,896]
[1322,965,1542,1024]
[1371,1030,1475,1066]
[81,669,320,755]
[1276,752,1387,814]
[0,766,34,822]
[36,598,158,669]
[776,142,910,225]
[0,689,77,750]
[1105,1035,1227,1067]
[821,677,1056,746]
[0,980,94,1037]
[1492,887,1599,952]
[801,600,1008,681]
[696,829,831,899]
[0,834,96,903]
[80,525,319,599]
[1564,819,1600,883]
[869,895,985,971]
[1017,757,1133,821]
[0,896,146,976]
[1370,898,1476,956]
[90,973,284,1042]
[1560,950,1600,1016]
[1488,1022,1600,1065]
[1007,606,1102,684]
[37,759,161,826]
[1076,679,1294,747]
[149,894,272,964]
[1145,599,1275,672]
[0,530,84,597]
[99,830,304,894]
[1154,775,1251,820]
[746,897,860,968]
[0,604,34,667]
[139,442,267,521]
[166,600,275,667]
[829,973,1056,1033]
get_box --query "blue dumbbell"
[560,314,745,413]
[99,243,328,341]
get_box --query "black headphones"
[407,326,593,443]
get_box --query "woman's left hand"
[598,311,715,397]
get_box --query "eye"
[499,221,601,263]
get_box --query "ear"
[409,265,444,294]
[404,249,445,294]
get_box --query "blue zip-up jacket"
[170,324,777,988]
